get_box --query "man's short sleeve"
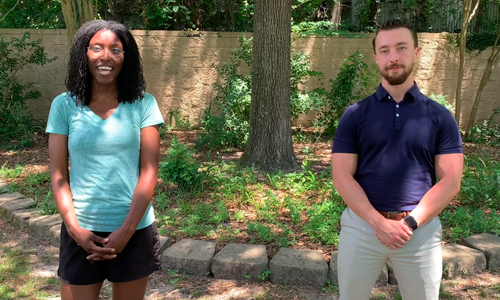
[140,93,165,128]
[436,108,463,155]
[46,94,70,135]
[332,105,359,153]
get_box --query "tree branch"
[0,0,20,23]
[487,28,500,61]
[468,0,481,23]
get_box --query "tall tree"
[240,0,299,173]
[454,0,480,126]
[60,0,96,44]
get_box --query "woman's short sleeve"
[46,93,70,135]
[141,93,164,128]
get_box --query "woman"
[46,20,164,300]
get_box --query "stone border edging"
[1,179,499,288]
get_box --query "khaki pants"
[338,208,442,300]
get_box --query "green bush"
[441,155,500,242]
[459,155,500,209]
[196,36,324,150]
[303,193,345,245]
[317,51,378,137]
[464,108,500,147]
[168,109,191,130]
[429,93,454,114]
[0,33,57,148]
[291,21,364,37]
[159,137,204,191]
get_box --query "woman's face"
[87,29,124,86]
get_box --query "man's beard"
[381,62,413,86]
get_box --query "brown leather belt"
[378,210,411,221]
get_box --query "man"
[331,19,463,300]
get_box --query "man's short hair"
[372,19,418,53]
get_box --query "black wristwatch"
[404,215,418,231]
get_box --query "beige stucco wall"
[1,28,499,127]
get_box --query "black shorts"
[58,222,161,285]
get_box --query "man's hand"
[85,227,134,261]
[67,226,117,261]
[374,218,413,250]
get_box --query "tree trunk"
[240,0,298,173]
[465,30,500,133]
[454,0,480,126]
[327,0,342,24]
[60,0,96,45]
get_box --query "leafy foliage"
[0,0,64,29]
[0,33,57,148]
[291,0,326,24]
[466,31,500,53]
[95,0,255,31]
[447,29,500,53]
[168,109,191,130]
[141,0,194,30]
[159,137,204,191]
[292,21,365,37]
[463,108,500,147]
[429,93,454,114]
[317,51,378,137]
[441,154,500,242]
[196,37,324,150]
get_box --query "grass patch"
[1,168,56,215]
[441,155,500,242]
[0,165,24,179]
[156,156,343,249]
[0,247,58,300]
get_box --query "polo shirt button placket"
[394,101,402,131]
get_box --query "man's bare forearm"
[333,173,385,229]
[410,178,461,226]
[410,153,463,227]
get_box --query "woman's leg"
[112,276,149,300]
[61,281,103,300]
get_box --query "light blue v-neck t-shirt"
[46,92,164,232]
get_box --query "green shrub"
[429,93,454,114]
[159,137,204,191]
[441,155,500,242]
[196,36,324,150]
[168,109,191,130]
[317,51,378,137]
[459,155,500,209]
[303,193,345,245]
[463,108,500,147]
[0,33,57,148]
[291,21,364,37]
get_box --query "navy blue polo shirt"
[332,83,463,211]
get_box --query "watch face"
[404,216,418,230]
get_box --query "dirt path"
[1,219,500,300]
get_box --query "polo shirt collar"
[376,82,420,102]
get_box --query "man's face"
[373,28,419,86]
